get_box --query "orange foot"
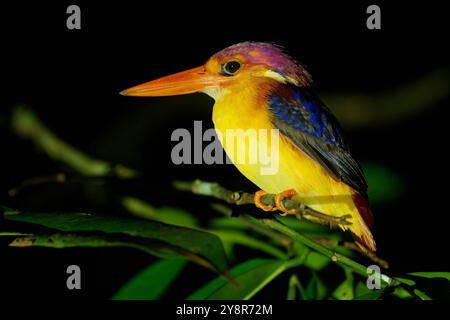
[254,190,276,212]
[274,189,298,216]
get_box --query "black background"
[0,1,448,299]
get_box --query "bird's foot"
[274,189,298,216]
[254,190,277,212]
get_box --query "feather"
[269,84,368,198]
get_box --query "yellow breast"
[211,87,371,243]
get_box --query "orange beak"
[120,66,226,97]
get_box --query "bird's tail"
[350,193,376,252]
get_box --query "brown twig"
[313,238,389,269]
[8,173,66,197]
[173,179,352,228]
[343,242,389,269]
[10,106,138,179]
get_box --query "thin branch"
[325,67,450,129]
[344,242,389,269]
[10,105,138,179]
[8,173,66,197]
[314,239,389,269]
[173,180,352,228]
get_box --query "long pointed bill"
[120,66,225,97]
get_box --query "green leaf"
[407,272,450,280]
[208,217,249,230]
[154,207,199,228]
[305,273,328,300]
[355,281,368,296]
[304,251,331,271]
[413,289,432,300]
[292,243,330,271]
[286,274,297,300]
[332,269,354,300]
[210,230,287,259]
[391,287,414,299]
[112,259,187,300]
[5,212,228,277]
[394,276,416,286]
[121,197,157,220]
[187,258,299,300]
[354,281,386,300]
[403,272,450,299]
[0,206,19,215]
[355,289,387,300]
[393,273,450,300]
[286,274,307,300]
[122,197,199,228]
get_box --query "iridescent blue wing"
[269,85,368,196]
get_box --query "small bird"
[121,42,376,252]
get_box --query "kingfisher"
[121,42,376,252]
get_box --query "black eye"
[222,60,241,76]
